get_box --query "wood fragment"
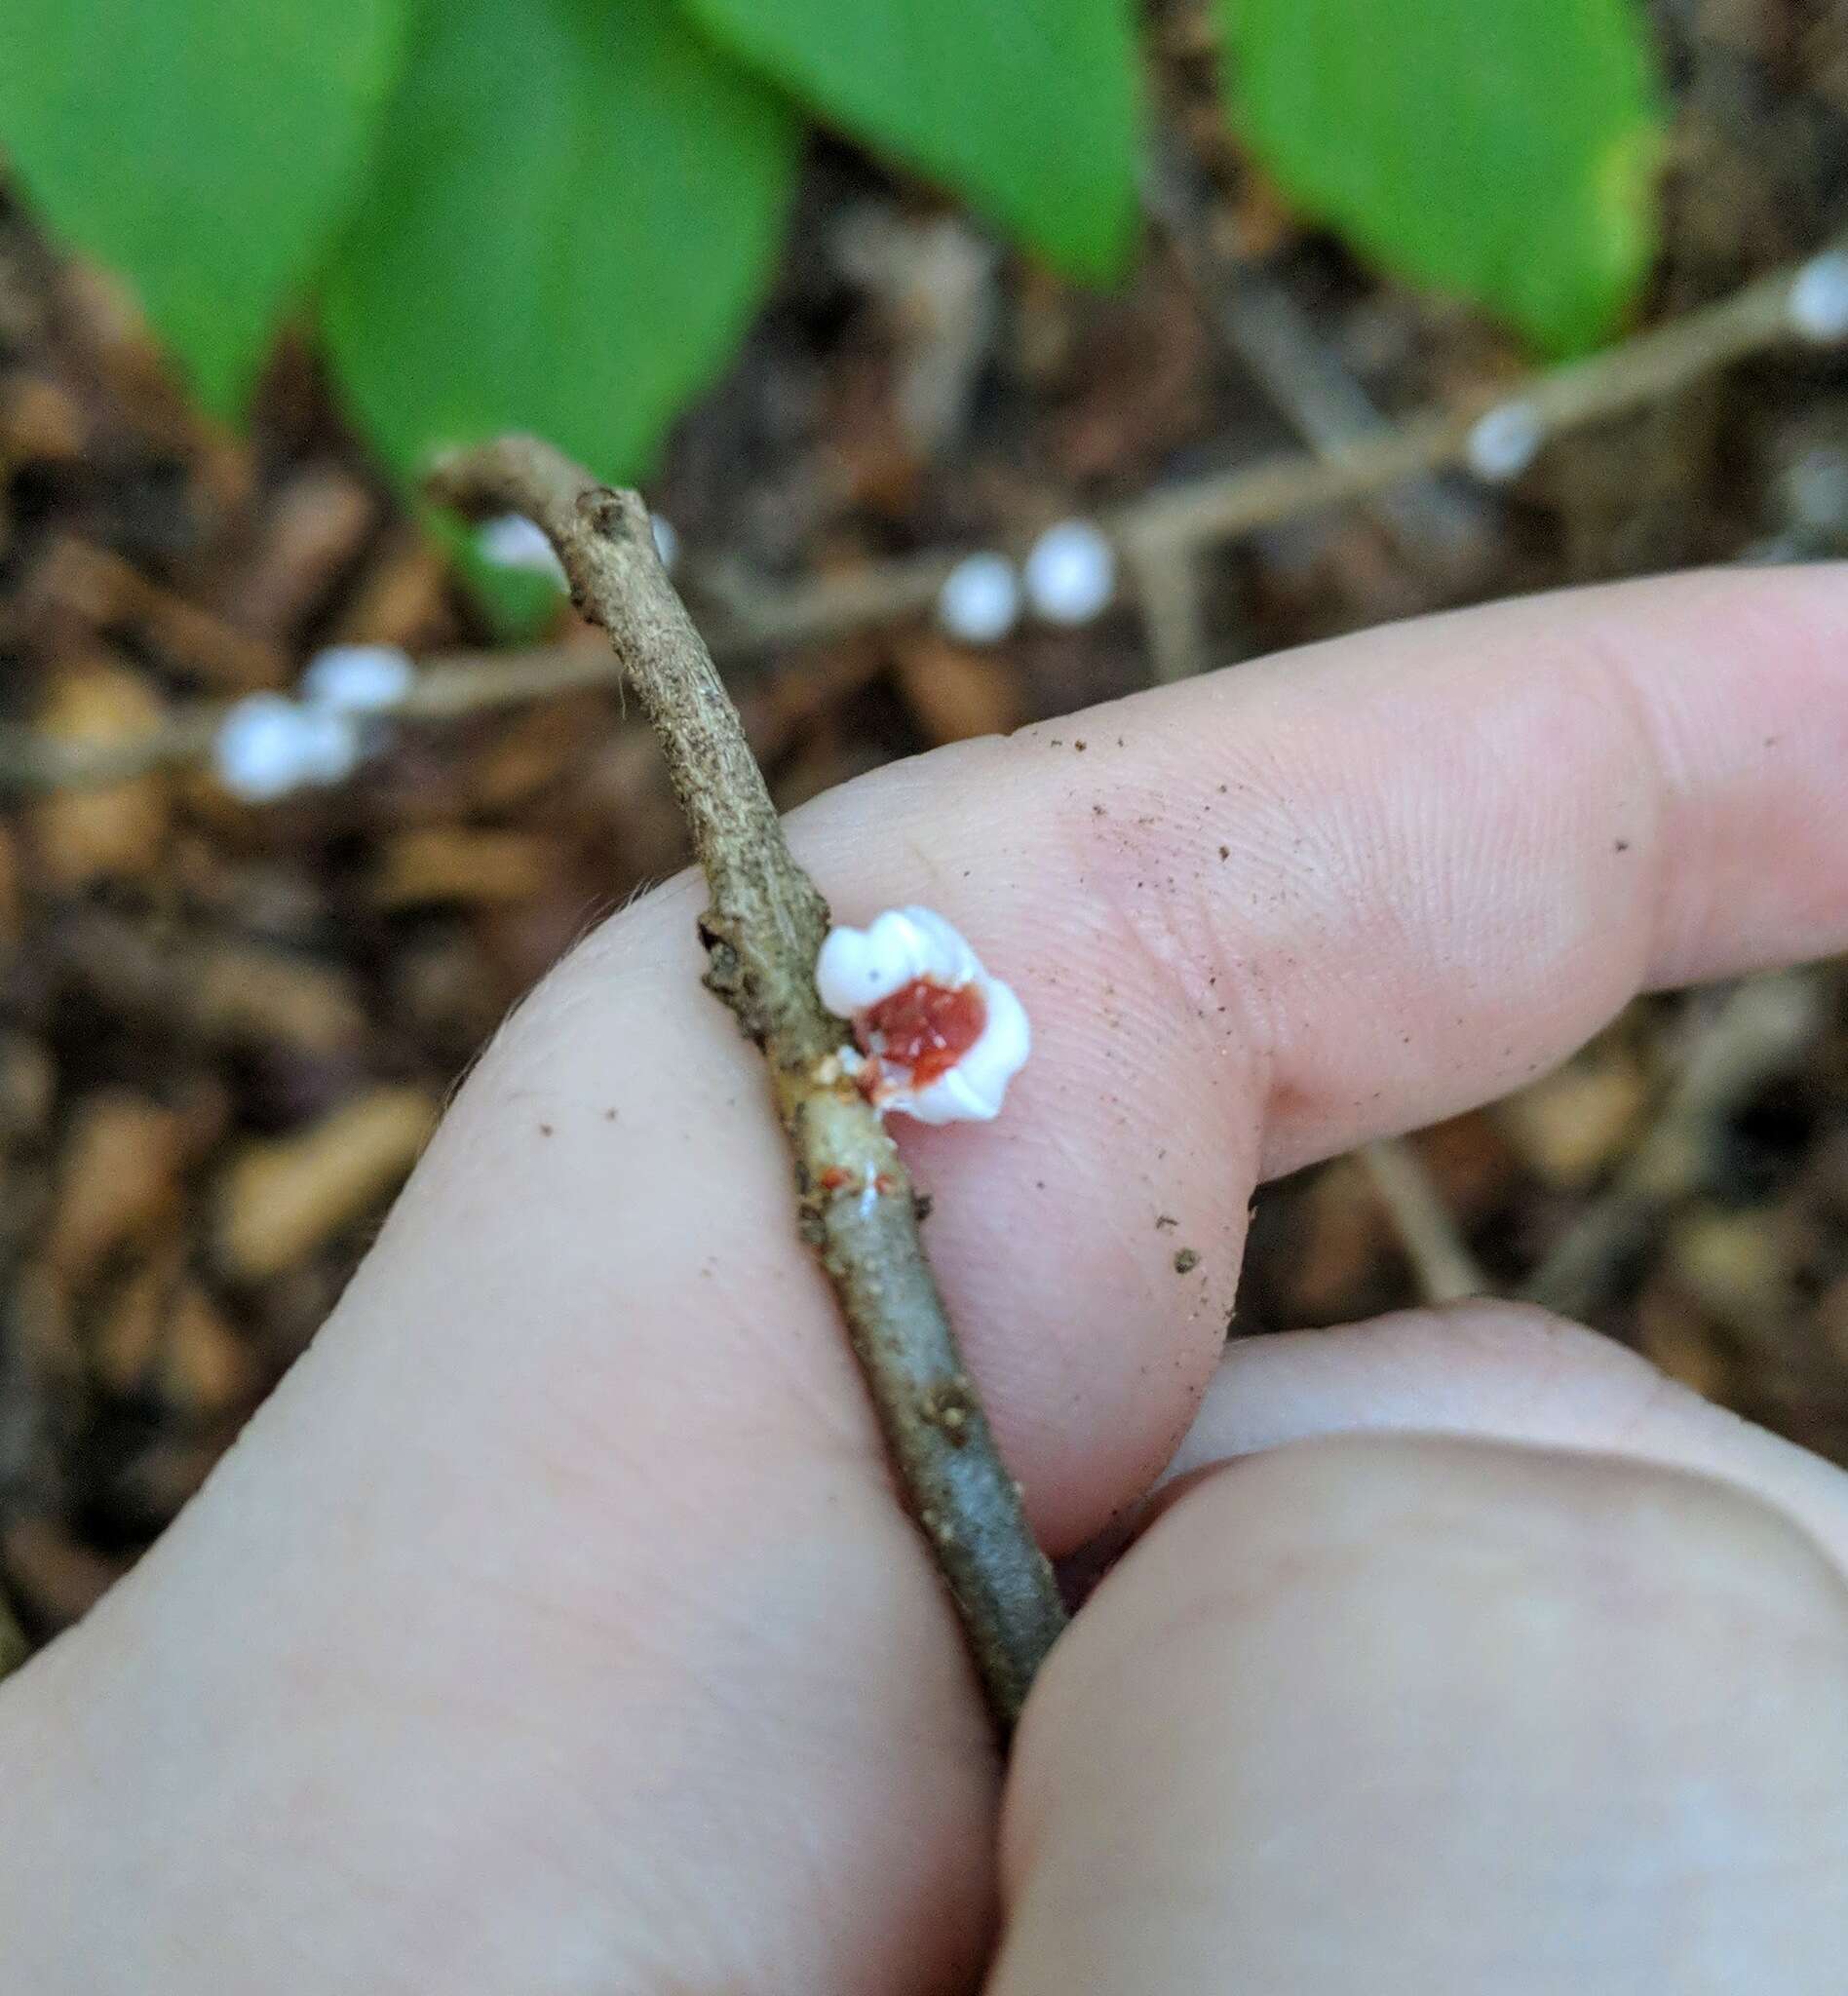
[372,826,563,909]
[1499,1049,1651,1189]
[231,465,377,638]
[2,1515,125,1632]
[1523,975,1825,1320]
[1359,1137,1489,1305]
[28,659,171,887]
[89,1243,253,1420]
[23,535,287,690]
[46,1091,187,1289]
[892,633,1020,745]
[214,1087,437,1282]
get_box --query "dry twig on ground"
[0,244,1838,799]
[1359,1139,1490,1306]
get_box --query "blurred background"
[0,0,1844,1661]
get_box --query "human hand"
[3,570,1846,1991]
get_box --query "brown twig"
[1141,137,1492,585]
[1521,973,1825,1322]
[1359,1138,1490,1306]
[1119,246,1822,550]
[426,437,1064,1731]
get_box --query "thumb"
[992,1426,1848,1993]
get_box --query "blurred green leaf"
[1214,0,1666,354]
[0,0,404,414]
[680,0,1142,283]
[438,513,565,637]
[323,0,798,488]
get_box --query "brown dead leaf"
[0,372,86,465]
[47,1090,187,1288]
[1669,1204,1805,1342]
[373,826,562,909]
[1499,1051,1651,1189]
[1635,1280,1734,1403]
[333,524,462,652]
[214,1086,436,1280]
[25,536,284,689]
[893,634,1020,745]
[29,658,171,887]
[1414,1111,1519,1221]
[192,941,368,1056]
[232,464,376,638]
[0,823,21,944]
[3,1515,124,1631]
[89,1235,255,1419]
[1277,1158,1392,1323]
[161,1281,258,1417]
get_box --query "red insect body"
[859,979,987,1089]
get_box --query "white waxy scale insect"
[476,513,567,584]
[937,552,1021,644]
[1789,250,1848,345]
[299,643,416,716]
[816,905,1031,1125]
[1465,401,1544,484]
[212,694,363,803]
[1022,518,1115,626]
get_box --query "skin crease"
[0,570,1842,1990]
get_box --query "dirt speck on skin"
[1174,1248,1200,1275]
[1156,1213,1178,1230]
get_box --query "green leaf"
[1214,0,1667,354]
[0,0,404,414]
[680,0,1142,284]
[322,0,798,489]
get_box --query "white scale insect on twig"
[817,905,1030,1124]
[212,644,418,803]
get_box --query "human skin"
[1,569,1846,1990]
